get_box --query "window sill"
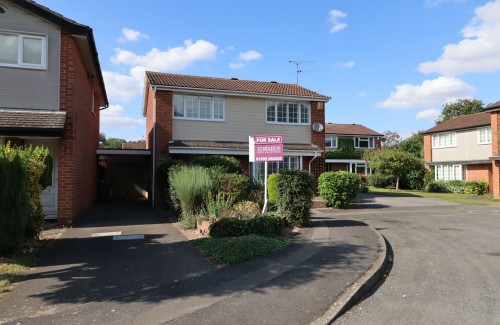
[173,117,226,122]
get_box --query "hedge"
[318,171,361,208]
[209,215,284,238]
[276,170,313,226]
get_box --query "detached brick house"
[0,0,108,225]
[324,123,383,175]
[142,72,330,204]
[422,112,492,191]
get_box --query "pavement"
[0,198,389,325]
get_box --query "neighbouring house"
[484,101,500,198]
[0,0,108,225]
[142,72,330,205]
[422,112,492,191]
[324,123,383,175]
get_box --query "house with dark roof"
[0,0,108,225]
[422,112,492,190]
[324,123,383,175]
[142,72,330,204]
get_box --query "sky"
[35,0,500,141]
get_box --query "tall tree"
[397,132,424,159]
[435,99,484,125]
[382,130,401,147]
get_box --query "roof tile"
[0,108,66,130]
[422,112,490,134]
[325,123,382,136]
[146,72,330,100]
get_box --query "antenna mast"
[289,60,313,85]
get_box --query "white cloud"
[376,76,475,109]
[237,50,263,61]
[358,91,367,97]
[416,108,441,120]
[105,39,218,101]
[418,0,500,75]
[342,60,356,68]
[100,105,144,129]
[329,9,348,33]
[102,71,143,102]
[229,49,263,69]
[229,62,245,69]
[118,28,149,43]
[112,39,218,71]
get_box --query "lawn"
[190,234,291,266]
[367,186,500,205]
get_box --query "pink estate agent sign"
[249,134,284,162]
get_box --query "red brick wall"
[490,111,500,198]
[310,101,326,187]
[145,81,155,149]
[423,134,432,164]
[466,164,492,192]
[57,30,100,225]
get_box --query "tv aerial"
[289,60,314,85]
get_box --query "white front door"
[28,139,58,219]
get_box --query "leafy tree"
[397,132,424,158]
[382,130,401,147]
[436,99,484,125]
[99,132,127,149]
[365,148,424,191]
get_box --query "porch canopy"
[0,108,66,137]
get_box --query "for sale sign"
[249,134,284,162]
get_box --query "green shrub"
[249,180,265,206]
[446,180,467,193]
[157,159,185,207]
[193,155,242,173]
[267,173,280,204]
[464,181,489,195]
[318,171,361,208]
[368,173,395,188]
[217,173,251,202]
[325,138,364,159]
[424,168,435,187]
[425,180,450,193]
[179,212,198,230]
[203,192,235,220]
[0,155,31,256]
[401,169,426,190]
[232,200,261,219]
[276,170,313,226]
[169,166,213,216]
[209,215,284,238]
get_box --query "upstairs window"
[432,132,456,148]
[0,32,46,69]
[478,127,491,145]
[355,137,375,149]
[266,101,309,124]
[325,135,338,148]
[173,94,225,121]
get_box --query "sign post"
[249,134,284,214]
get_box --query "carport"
[96,149,152,204]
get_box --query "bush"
[267,173,280,204]
[203,192,235,220]
[368,173,395,188]
[318,171,361,208]
[425,180,450,193]
[424,168,435,188]
[157,159,185,207]
[169,166,213,216]
[0,155,31,256]
[249,180,265,206]
[464,181,489,195]
[193,155,242,174]
[209,215,284,238]
[425,180,467,193]
[276,170,313,226]
[216,173,251,202]
[401,168,426,190]
[232,200,261,219]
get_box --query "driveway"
[330,196,500,324]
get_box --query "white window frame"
[354,137,375,149]
[266,101,310,125]
[478,127,491,145]
[325,135,338,148]
[432,132,457,149]
[252,156,303,181]
[172,94,225,121]
[435,164,463,181]
[0,31,47,69]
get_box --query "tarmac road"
[329,195,500,325]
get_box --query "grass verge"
[0,227,64,295]
[190,234,291,266]
[367,186,500,205]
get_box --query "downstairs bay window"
[252,156,302,181]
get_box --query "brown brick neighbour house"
[324,123,383,175]
[422,111,493,193]
[142,72,330,205]
[0,0,108,225]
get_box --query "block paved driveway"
[332,194,500,324]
